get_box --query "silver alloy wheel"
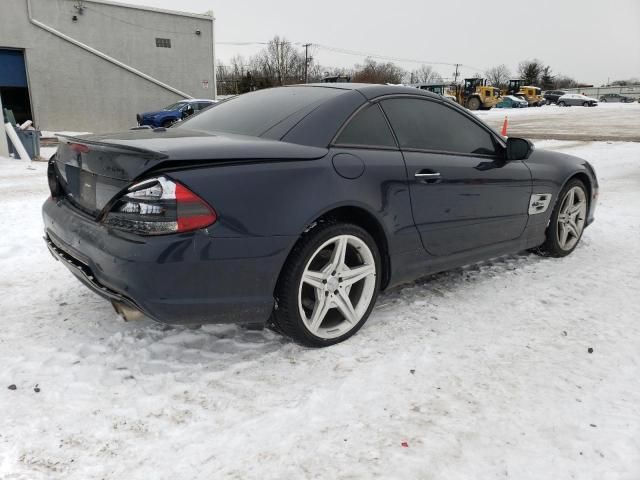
[298,234,376,339]
[556,186,587,251]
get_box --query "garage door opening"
[0,49,33,125]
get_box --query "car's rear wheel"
[535,179,588,258]
[273,222,381,347]
[601,98,607,103]
[583,102,589,107]
[558,101,566,107]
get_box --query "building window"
[155,38,172,48]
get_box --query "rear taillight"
[104,176,217,235]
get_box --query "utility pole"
[453,63,461,84]
[303,43,312,83]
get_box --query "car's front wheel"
[273,222,381,347]
[535,179,588,258]
[558,101,566,107]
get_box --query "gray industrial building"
[0,0,216,132]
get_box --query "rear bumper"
[43,197,295,325]
[46,234,144,313]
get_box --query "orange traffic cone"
[501,116,509,136]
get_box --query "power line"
[216,40,486,75]
[217,41,269,46]
[309,43,485,72]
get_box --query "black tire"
[272,221,381,347]
[466,97,481,110]
[161,119,175,128]
[601,98,606,103]
[583,102,589,107]
[558,101,566,107]
[534,178,588,258]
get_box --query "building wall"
[0,0,215,132]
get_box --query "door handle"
[414,170,441,182]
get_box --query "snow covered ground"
[1,140,639,479]
[476,102,640,142]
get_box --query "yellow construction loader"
[414,83,457,102]
[456,78,501,110]
[504,79,544,106]
[517,86,544,106]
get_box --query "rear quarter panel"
[166,148,422,272]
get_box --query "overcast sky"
[125,0,639,85]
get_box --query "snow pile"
[0,141,639,479]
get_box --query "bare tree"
[518,59,544,86]
[229,55,248,79]
[554,75,579,89]
[485,64,510,90]
[215,56,256,95]
[253,36,305,86]
[409,65,443,84]
[352,58,405,84]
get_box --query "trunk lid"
[53,128,328,216]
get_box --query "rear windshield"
[179,86,346,137]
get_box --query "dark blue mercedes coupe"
[44,84,598,346]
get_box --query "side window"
[335,104,397,148]
[381,98,498,156]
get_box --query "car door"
[380,96,532,257]
[330,103,418,254]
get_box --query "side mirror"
[506,137,534,160]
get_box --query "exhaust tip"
[112,301,145,322]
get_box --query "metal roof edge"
[82,0,214,20]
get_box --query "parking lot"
[478,102,640,142]
[1,99,640,478]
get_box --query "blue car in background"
[136,99,216,128]
[496,95,529,109]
